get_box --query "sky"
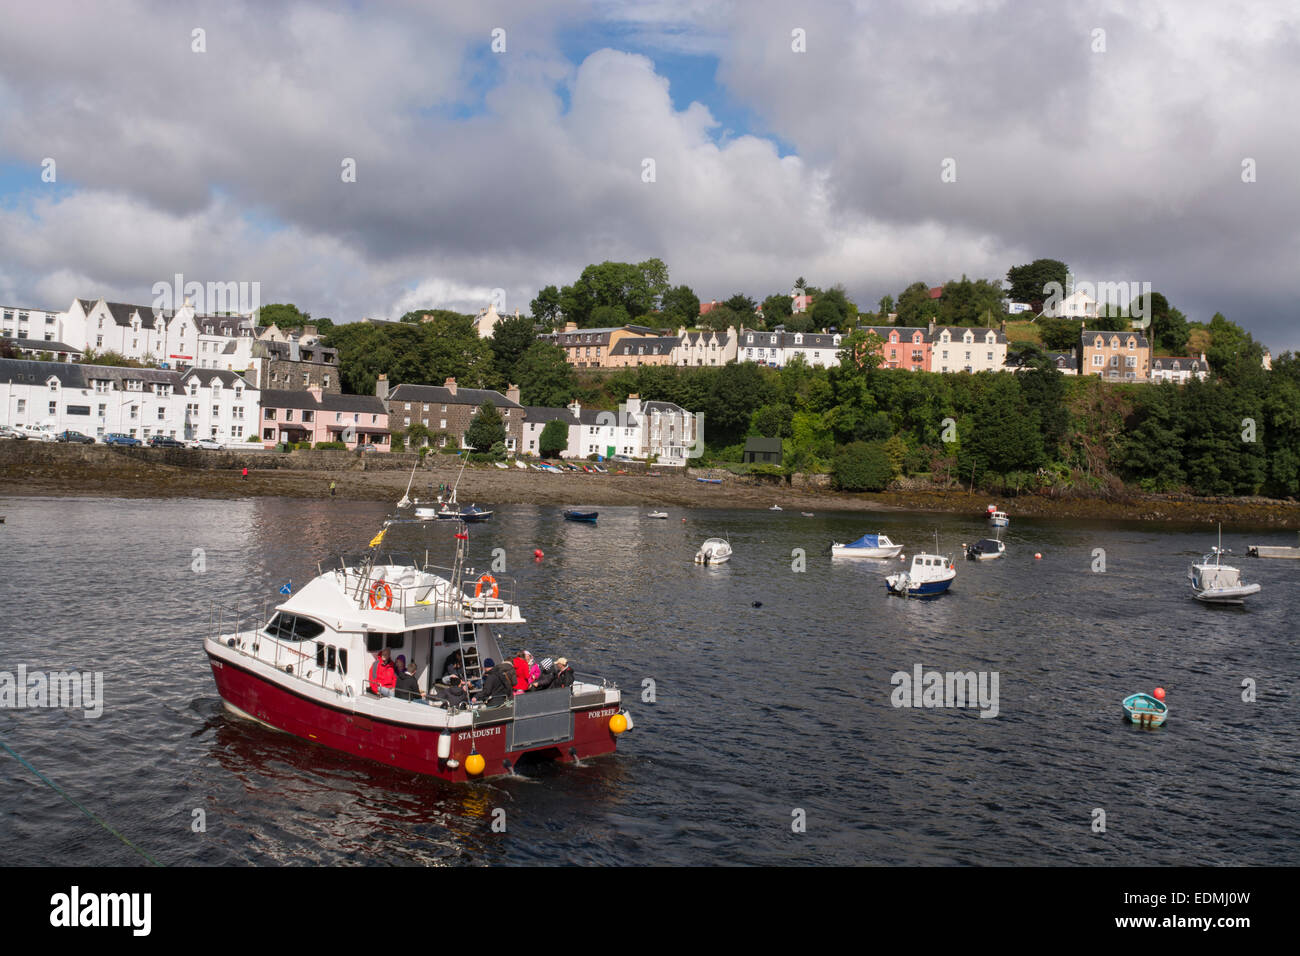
[1,0,1297,354]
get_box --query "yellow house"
[1078,328,1150,382]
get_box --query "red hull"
[208,655,622,782]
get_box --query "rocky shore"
[2,443,1297,528]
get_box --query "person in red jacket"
[512,652,530,694]
[369,648,397,697]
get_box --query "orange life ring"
[369,581,393,611]
[475,573,499,599]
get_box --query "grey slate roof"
[611,336,678,355]
[1151,356,1207,371]
[1080,330,1150,348]
[0,358,181,389]
[1047,351,1078,370]
[10,338,82,353]
[523,406,579,425]
[180,368,256,389]
[388,383,522,409]
[104,301,172,327]
[261,389,386,413]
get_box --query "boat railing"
[208,601,356,695]
[322,555,517,625]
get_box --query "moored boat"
[1188,527,1260,604]
[885,552,956,597]
[204,523,631,781]
[986,505,1009,528]
[694,537,732,565]
[1122,691,1168,727]
[647,511,668,519]
[965,537,1006,561]
[563,510,598,522]
[831,533,903,559]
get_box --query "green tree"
[661,285,700,325]
[833,441,893,491]
[895,281,939,326]
[1038,317,1080,352]
[700,305,743,333]
[724,293,757,317]
[464,402,506,452]
[1006,258,1068,312]
[762,292,794,324]
[963,374,1044,477]
[539,418,570,458]
[530,285,563,330]
[938,276,1005,326]
[750,402,794,439]
[257,303,311,328]
[514,341,577,406]
[489,314,539,386]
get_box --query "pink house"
[259,385,391,450]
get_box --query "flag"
[369,528,386,548]
[279,581,292,595]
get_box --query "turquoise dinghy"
[1122,693,1168,727]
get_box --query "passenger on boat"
[512,652,530,694]
[395,660,426,703]
[525,658,556,692]
[431,675,469,709]
[479,658,516,704]
[525,651,540,685]
[440,650,464,684]
[368,648,397,697]
[554,658,574,689]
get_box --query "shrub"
[313,441,346,450]
[833,441,893,491]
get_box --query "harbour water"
[1,496,1296,865]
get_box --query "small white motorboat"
[647,512,668,519]
[965,537,1006,561]
[769,505,782,511]
[886,552,956,597]
[831,533,903,559]
[1188,542,1260,605]
[986,505,1009,528]
[694,538,732,565]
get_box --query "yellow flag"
[369,528,386,548]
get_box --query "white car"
[190,438,224,450]
[18,424,57,442]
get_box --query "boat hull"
[1192,583,1260,604]
[885,577,953,597]
[206,652,621,782]
[832,545,903,559]
[1122,694,1168,727]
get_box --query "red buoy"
[1153,686,1166,700]
[533,549,543,560]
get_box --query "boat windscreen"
[976,539,999,549]
[847,534,880,548]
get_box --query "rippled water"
[1,495,1296,865]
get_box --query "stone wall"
[0,441,420,471]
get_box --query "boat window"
[366,632,404,652]
[266,613,325,642]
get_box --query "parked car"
[55,430,96,444]
[103,433,142,447]
[358,443,378,452]
[189,438,223,450]
[149,435,186,448]
[18,424,57,442]
[0,425,28,440]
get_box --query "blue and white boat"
[563,510,598,523]
[986,505,1009,528]
[1122,692,1168,727]
[885,552,956,597]
[831,533,903,559]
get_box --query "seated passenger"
[554,658,574,689]
[441,650,464,684]
[368,648,397,697]
[431,675,470,709]
[394,660,427,703]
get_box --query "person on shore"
[368,648,397,697]
[241,466,248,480]
[330,480,336,497]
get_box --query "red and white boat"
[204,523,632,781]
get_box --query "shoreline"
[3,448,1298,528]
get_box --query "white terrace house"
[672,326,738,366]
[626,394,699,465]
[930,325,1008,373]
[0,358,255,442]
[738,328,843,369]
[58,298,201,366]
[1,305,63,344]
[1150,354,1210,384]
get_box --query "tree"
[489,314,538,387]
[937,276,1004,326]
[256,303,311,328]
[724,293,757,317]
[1006,259,1068,312]
[750,403,794,439]
[761,292,793,325]
[963,374,1044,476]
[700,305,742,333]
[514,341,576,407]
[530,285,562,330]
[833,441,893,491]
[464,402,506,452]
[878,294,894,317]
[661,285,700,325]
[557,259,668,328]
[1038,317,1081,352]
[539,418,569,458]
[895,281,939,326]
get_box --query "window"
[1093,355,1103,366]
[158,407,166,420]
[49,401,57,414]
[263,428,275,441]
[264,408,275,420]
[16,399,25,413]
[129,405,138,420]
[97,404,106,417]
[302,410,313,423]
[212,405,220,417]
[233,406,244,420]
[285,409,293,421]
[94,380,110,393]
[232,425,243,438]
[264,613,326,642]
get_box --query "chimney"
[568,400,581,418]
[444,376,457,396]
[506,383,520,405]
[308,384,323,403]
[927,318,935,336]
[564,321,577,333]
[375,373,389,401]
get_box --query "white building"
[673,327,738,366]
[738,328,844,368]
[1,304,65,344]
[0,358,257,443]
[1042,289,1100,319]
[626,395,700,464]
[521,395,701,463]
[1150,354,1210,384]
[929,326,1008,373]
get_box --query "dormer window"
[47,378,59,391]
